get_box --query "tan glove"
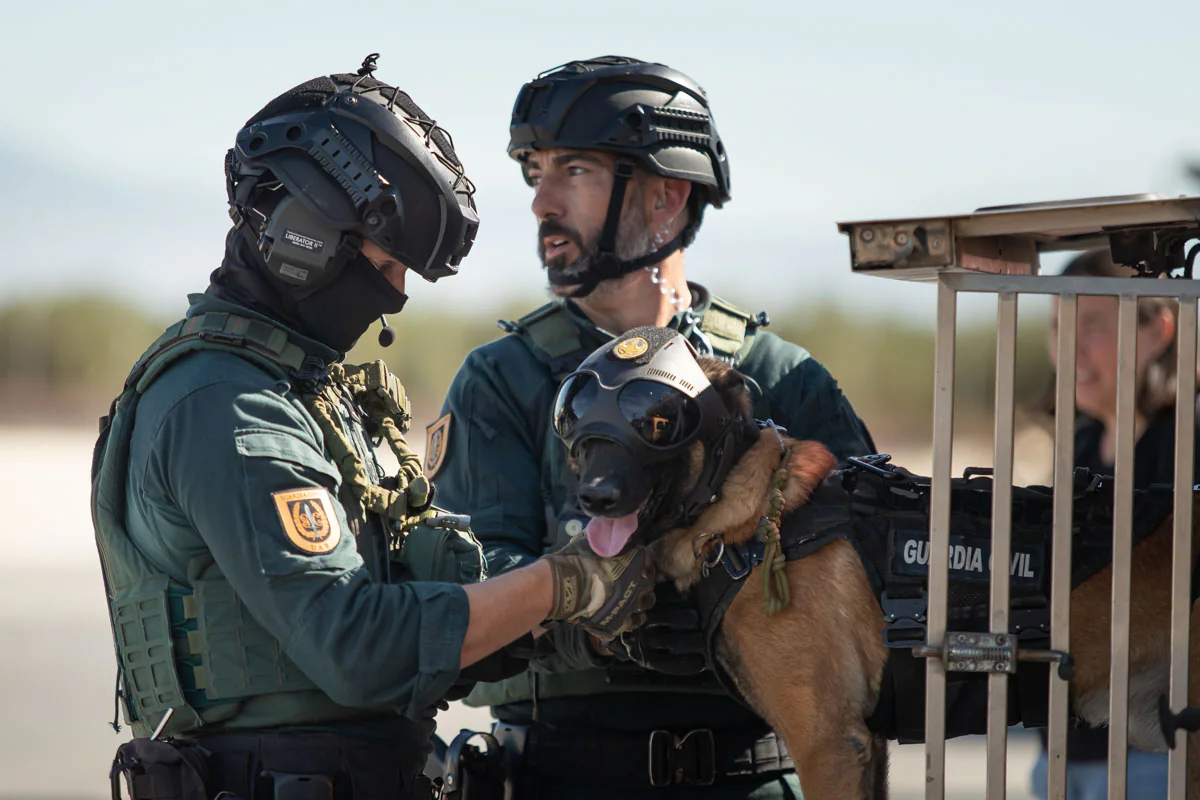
[542,537,657,641]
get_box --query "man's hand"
[607,583,708,675]
[542,537,656,641]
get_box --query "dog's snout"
[574,437,651,519]
[578,477,623,515]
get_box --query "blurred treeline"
[0,293,1053,442]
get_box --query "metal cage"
[838,194,1200,799]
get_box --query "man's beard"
[537,203,653,293]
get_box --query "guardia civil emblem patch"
[272,488,341,554]
[614,336,648,360]
[425,413,452,477]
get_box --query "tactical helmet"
[226,54,479,297]
[552,326,759,524]
[509,56,730,295]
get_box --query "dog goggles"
[553,373,702,448]
[551,328,733,461]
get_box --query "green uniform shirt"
[121,294,468,733]
[434,285,874,727]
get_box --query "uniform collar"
[184,293,340,366]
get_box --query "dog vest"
[692,457,1179,744]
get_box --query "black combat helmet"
[509,56,730,295]
[227,54,479,296]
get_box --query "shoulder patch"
[425,413,452,477]
[272,488,341,554]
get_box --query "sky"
[2,0,1199,323]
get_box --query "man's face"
[525,148,652,296]
[360,239,408,294]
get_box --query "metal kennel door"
[839,195,1200,799]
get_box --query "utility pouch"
[110,738,211,800]
[396,511,486,585]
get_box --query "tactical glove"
[608,583,708,675]
[542,538,656,641]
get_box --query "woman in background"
[1030,248,1194,799]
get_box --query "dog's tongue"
[586,513,640,558]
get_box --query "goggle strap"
[681,417,757,524]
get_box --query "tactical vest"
[92,311,481,738]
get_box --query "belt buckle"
[647,729,716,787]
[648,729,673,787]
[678,729,716,786]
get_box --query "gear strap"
[298,360,433,529]
[121,312,306,397]
[597,159,636,269]
[755,433,792,616]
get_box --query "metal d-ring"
[695,534,725,578]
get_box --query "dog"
[568,348,1200,799]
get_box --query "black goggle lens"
[617,380,701,448]
[552,373,598,437]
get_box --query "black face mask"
[209,227,407,354]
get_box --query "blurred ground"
[0,425,1052,799]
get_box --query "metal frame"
[839,195,1200,799]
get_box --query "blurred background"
[4,0,1200,796]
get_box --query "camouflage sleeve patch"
[271,488,342,554]
[425,413,451,477]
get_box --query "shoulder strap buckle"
[197,329,247,347]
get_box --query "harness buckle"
[880,590,927,648]
[846,453,899,479]
[720,542,755,580]
[648,729,716,787]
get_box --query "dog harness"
[692,454,1178,743]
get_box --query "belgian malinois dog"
[567,345,1200,799]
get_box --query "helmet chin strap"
[547,158,687,298]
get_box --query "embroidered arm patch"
[272,488,342,554]
[425,413,452,477]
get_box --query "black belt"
[194,729,430,799]
[511,724,793,788]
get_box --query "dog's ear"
[699,357,753,418]
[786,440,837,506]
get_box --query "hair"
[1047,248,1189,419]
